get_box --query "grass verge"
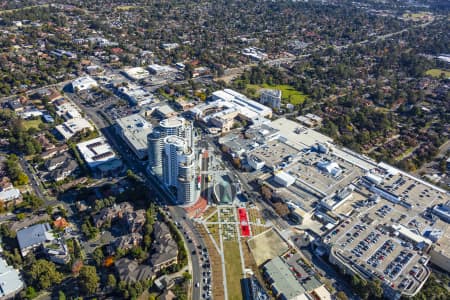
[425,69,450,78]
[246,83,308,105]
[223,240,243,300]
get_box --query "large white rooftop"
[55,117,94,140]
[269,118,332,150]
[212,89,272,117]
[123,67,150,80]
[0,257,24,298]
[71,76,98,92]
[76,137,117,168]
[118,85,154,106]
[116,114,153,158]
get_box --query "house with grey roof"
[48,159,78,182]
[16,223,54,256]
[115,258,154,283]
[149,222,178,271]
[45,153,70,171]
[0,257,24,299]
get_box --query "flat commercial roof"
[123,67,150,80]
[71,76,98,91]
[249,140,298,169]
[211,89,272,118]
[0,257,23,297]
[268,118,332,150]
[116,114,153,156]
[0,188,20,201]
[76,136,117,167]
[55,117,93,140]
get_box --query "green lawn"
[23,119,43,130]
[115,5,142,11]
[402,12,431,20]
[223,241,243,300]
[246,83,308,105]
[425,69,450,78]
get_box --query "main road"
[65,91,205,300]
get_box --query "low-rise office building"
[118,85,154,106]
[122,67,150,81]
[189,89,272,132]
[16,223,54,257]
[0,257,24,299]
[71,76,98,92]
[76,137,122,175]
[55,117,94,140]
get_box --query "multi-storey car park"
[213,117,449,299]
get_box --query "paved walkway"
[217,207,228,300]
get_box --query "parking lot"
[329,199,431,293]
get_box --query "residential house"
[36,134,55,151]
[76,200,89,212]
[149,222,178,271]
[45,239,70,265]
[115,233,143,250]
[48,159,78,182]
[41,145,69,160]
[53,217,69,230]
[6,100,23,112]
[92,202,134,228]
[115,258,154,283]
[45,153,70,171]
[0,177,13,191]
[154,275,175,291]
[125,209,146,233]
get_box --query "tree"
[182,271,192,281]
[29,259,63,290]
[79,265,99,295]
[22,193,44,211]
[336,291,348,300]
[273,202,290,217]
[58,290,66,300]
[92,247,104,267]
[367,279,383,299]
[107,274,117,289]
[17,172,29,185]
[24,286,37,299]
[261,185,272,201]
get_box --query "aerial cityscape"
[0,0,448,300]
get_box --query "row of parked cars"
[376,204,392,217]
[352,230,380,258]
[367,239,395,268]
[385,250,413,279]
[342,223,367,247]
